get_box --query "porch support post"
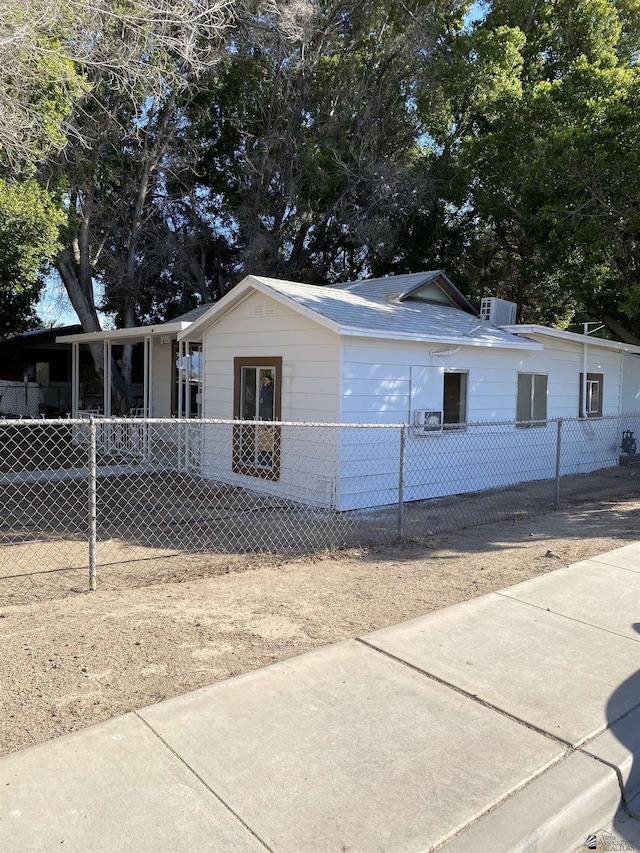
[142,335,153,462]
[177,339,184,469]
[143,336,150,417]
[147,336,153,418]
[71,343,79,417]
[582,334,588,418]
[177,339,184,419]
[103,340,112,417]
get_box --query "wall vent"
[254,303,277,317]
[480,297,517,326]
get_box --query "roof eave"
[56,320,190,345]
[503,325,640,354]
[338,326,543,349]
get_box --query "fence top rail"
[1,412,639,430]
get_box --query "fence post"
[397,423,406,538]
[554,418,563,510]
[88,417,97,590]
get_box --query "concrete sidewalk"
[2,544,640,853]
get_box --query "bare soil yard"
[2,495,640,756]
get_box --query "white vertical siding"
[199,290,341,505]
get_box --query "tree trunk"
[57,246,131,414]
[602,314,640,346]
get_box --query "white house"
[58,271,640,510]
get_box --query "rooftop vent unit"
[480,297,517,327]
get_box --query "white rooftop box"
[480,297,517,326]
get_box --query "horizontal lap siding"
[558,417,626,474]
[337,426,401,510]
[341,336,624,423]
[336,418,628,511]
[199,292,341,506]
[199,423,340,509]
[336,334,627,510]
[523,337,622,418]
[202,292,339,422]
[403,424,560,501]
[338,423,559,509]
[341,339,527,424]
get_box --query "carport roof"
[56,304,213,345]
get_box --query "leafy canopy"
[0,179,64,334]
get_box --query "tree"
[1,0,311,406]
[0,2,83,334]
[417,0,640,335]
[191,0,471,285]
[0,179,64,334]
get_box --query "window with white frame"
[516,373,547,427]
[579,373,603,418]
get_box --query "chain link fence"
[1,413,639,605]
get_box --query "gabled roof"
[181,272,541,350]
[333,270,478,315]
[171,303,215,323]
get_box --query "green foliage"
[413,0,640,337]
[190,0,471,285]
[0,179,65,333]
[0,2,86,172]
[3,0,639,346]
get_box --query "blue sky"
[37,272,111,329]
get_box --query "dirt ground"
[1,495,639,757]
